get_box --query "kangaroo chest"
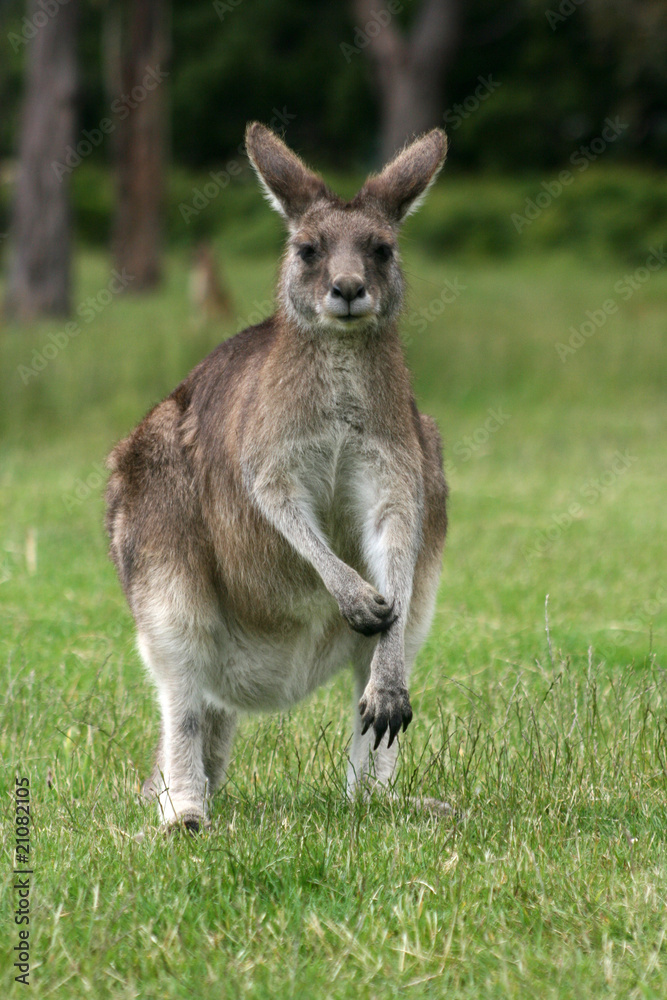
[292,426,372,530]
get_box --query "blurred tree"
[168,0,369,169]
[5,0,79,321]
[353,0,460,161]
[110,0,168,290]
[585,0,667,150]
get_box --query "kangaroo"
[189,241,233,324]
[105,123,449,831]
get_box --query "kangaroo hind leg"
[136,571,223,832]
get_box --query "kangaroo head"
[245,123,447,334]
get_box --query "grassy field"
[1,237,666,998]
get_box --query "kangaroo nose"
[331,276,365,302]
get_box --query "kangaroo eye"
[298,243,317,263]
[374,243,393,262]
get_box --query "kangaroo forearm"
[367,515,419,611]
[253,487,350,593]
[252,485,398,635]
[373,625,407,683]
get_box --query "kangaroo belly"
[204,605,355,713]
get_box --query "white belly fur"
[205,610,357,713]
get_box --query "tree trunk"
[112,0,168,292]
[5,0,79,322]
[354,0,460,163]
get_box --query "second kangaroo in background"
[106,123,449,831]
[189,241,233,324]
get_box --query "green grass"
[1,241,666,998]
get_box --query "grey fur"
[106,123,449,829]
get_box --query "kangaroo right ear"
[245,122,331,224]
[356,129,448,226]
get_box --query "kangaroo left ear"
[356,129,448,225]
[245,122,332,224]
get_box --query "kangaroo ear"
[245,122,331,224]
[357,129,448,225]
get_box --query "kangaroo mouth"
[329,313,375,328]
[318,301,377,329]
[325,307,375,323]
